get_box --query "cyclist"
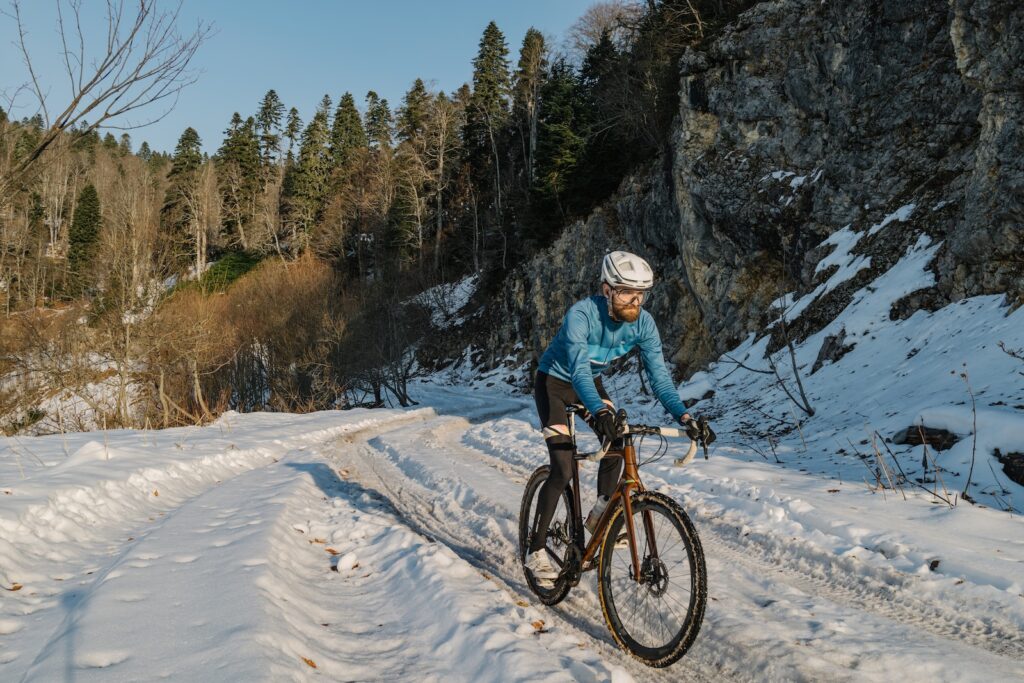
[526,251,693,586]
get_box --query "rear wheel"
[598,491,706,667]
[518,465,576,605]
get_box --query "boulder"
[892,426,960,451]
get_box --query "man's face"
[604,284,645,322]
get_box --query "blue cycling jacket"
[538,295,687,421]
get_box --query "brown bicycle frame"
[566,408,661,584]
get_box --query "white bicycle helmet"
[601,251,654,290]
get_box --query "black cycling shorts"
[534,371,612,433]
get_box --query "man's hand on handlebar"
[594,409,621,443]
[679,414,717,457]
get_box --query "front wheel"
[598,491,707,667]
[518,465,576,605]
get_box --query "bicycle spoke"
[603,502,698,650]
[594,493,706,665]
[659,588,693,620]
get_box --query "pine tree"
[286,98,332,235]
[575,30,634,210]
[284,107,302,162]
[138,141,153,161]
[532,59,585,230]
[217,112,261,249]
[465,22,510,153]
[364,91,393,149]
[396,78,430,144]
[329,92,367,168]
[580,29,619,109]
[513,28,547,189]
[161,127,204,266]
[118,133,132,156]
[67,183,102,294]
[465,22,511,237]
[256,89,285,165]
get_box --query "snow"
[867,203,916,236]
[778,223,872,322]
[412,274,480,327]
[3,215,1024,679]
[1,407,622,681]
[3,373,1024,680]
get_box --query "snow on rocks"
[412,274,480,327]
[867,203,916,236]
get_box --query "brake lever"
[685,417,715,459]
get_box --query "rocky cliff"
[430,0,1022,382]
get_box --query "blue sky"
[2,1,596,154]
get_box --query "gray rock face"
[431,0,1023,381]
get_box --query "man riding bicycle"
[526,251,693,586]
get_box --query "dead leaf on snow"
[3,583,23,591]
[531,620,548,633]
[301,656,317,669]
[309,538,326,545]
[515,599,529,608]
[325,547,340,556]
[152,489,159,497]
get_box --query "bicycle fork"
[566,406,660,586]
[619,439,660,584]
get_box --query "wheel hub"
[640,556,669,596]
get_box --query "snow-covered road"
[342,389,1024,682]
[2,389,1023,681]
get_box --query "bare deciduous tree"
[0,0,211,195]
[424,94,462,273]
[564,0,643,61]
[180,161,219,275]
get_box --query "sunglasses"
[610,288,646,304]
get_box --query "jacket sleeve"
[564,307,607,417]
[638,315,687,421]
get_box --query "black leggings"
[529,371,622,553]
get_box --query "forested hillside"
[2,0,1020,439]
[2,1,754,432]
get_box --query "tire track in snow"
[690,512,1024,661]
[0,411,435,679]
[342,411,1024,681]
[338,416,766,682]
[464,412,1024,663]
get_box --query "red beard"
[610,300,641,322]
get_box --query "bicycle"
[518,406,713,668]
